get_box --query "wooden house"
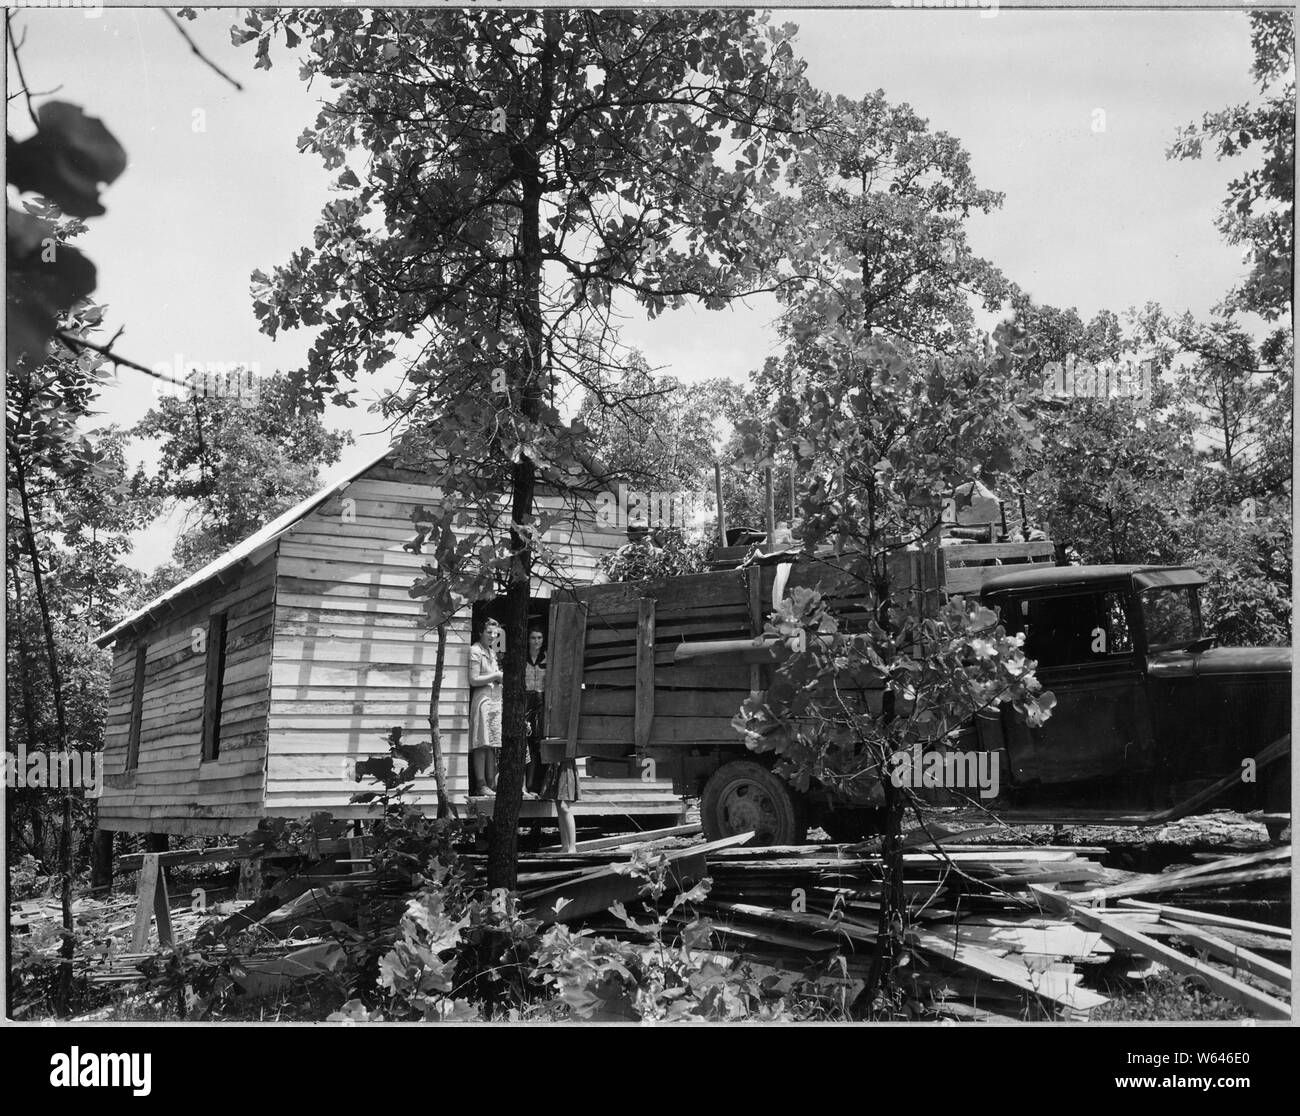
[93,446,682,838]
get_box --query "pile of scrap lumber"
[9,889,253,1000]
[1028,845,1292,1019]
[517,828,1292,1021]
[17,821,1289,1022]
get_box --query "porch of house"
[465,762,687,823]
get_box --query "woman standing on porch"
[524,625,547,796]
[468,619,503,795]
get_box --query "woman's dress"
[468,643,502,752]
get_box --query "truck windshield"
[1140,586,1202,650]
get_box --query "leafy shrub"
[530,850,860,1022]
[599,525,714,582]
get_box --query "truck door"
[991,586,1157,799]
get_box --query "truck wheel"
[701,761,805,846]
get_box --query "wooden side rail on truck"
[540,540,1057,797]
[939,540,1056,594]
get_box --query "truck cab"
[975,564,1291,814]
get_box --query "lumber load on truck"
[542,541,1053,796]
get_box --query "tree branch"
[55,329,191,389]
[6,11,41,130]
[163,9,244,92]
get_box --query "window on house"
[126,644,147,771]
[201,612,229,761]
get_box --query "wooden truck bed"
[542,542,1055,795]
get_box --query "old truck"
[541,543,1291,845]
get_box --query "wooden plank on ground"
[521,832,754,925]
[907,924,1110,1013]
[901,825,1004,849]
[557,822,702,855]
[525,851,707,925]
[1091,849,1290,901]
[709,899,1106,1012]
[1062,903,1290,1020]
[1163,922,1291,991]
[937,920,1113,961]
[1115,899,1291,941]
[708,902,878,946]
[703,918,842,954]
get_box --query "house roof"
[96,443,395,647]
[96,437,628,649]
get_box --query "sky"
[7,4,1266,571]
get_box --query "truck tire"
[701,761,805,846]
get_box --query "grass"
[1091,971,1254,1022]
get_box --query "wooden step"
[465,774,685,820]
[566,778,678,792]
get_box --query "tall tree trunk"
[426,622,457,819]
[8,565,49,867]
[859,247,906,1017]
[29,799,47,863]
[487,10,557,890]
[863,787,905,1013]
[15,464,76,1015]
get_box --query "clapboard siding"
[262,462,623,817]
[97,554,276,832]
[97,452,624,833]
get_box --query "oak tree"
[238,7,807,885]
